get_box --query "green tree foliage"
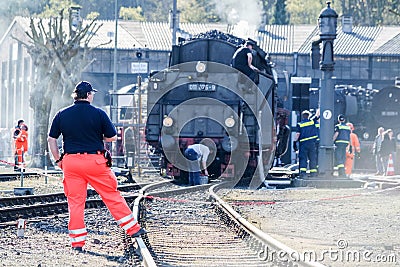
[86,12,100,21]
[120,7,145,21]
[273,0,289,25]
[261,0,277,25]
[342,0,400,26]
[0,0,47,38]
[39,0,79,18]
[286,0,324,25]
[179,0,220,23]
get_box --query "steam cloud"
[212,0,263,39]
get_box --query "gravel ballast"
[221,184,400,266]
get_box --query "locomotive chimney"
[341,15,353,33]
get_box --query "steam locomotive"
[145,31,280,186]
[311,84,400,170]
[322,84,399,141]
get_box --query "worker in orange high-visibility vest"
[15,124,28,167]
[47,81,146,252]
[345,123,360,177]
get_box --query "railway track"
[0,183,142,224]
[130,181,325,267]
[0,171,47,182]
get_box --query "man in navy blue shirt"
[47,81,145,251]
[293,110,319,178]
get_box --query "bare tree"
[14,9,105,168]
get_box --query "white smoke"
[212,0,263,39]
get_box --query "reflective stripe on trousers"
[62,153,141,247]
[69,227,87,247]
[299,140,317,174]
[335,143,347,169]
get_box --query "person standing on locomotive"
[231,40,259,84]
[293,110,318,179]
[184,143,211,185]
[47,81,146,251]
[372,127,385,176]
[344,122,360,177]
[333,115,351,178]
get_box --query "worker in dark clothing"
[372,127,385,175]
[231,40,259,84]
[381,129,396,175]
[293,110,318,179]
[333,114,351,177]
[47,81,146,251]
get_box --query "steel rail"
[0,183,143,208]
[209,182,326,267]
[132,180,214,266]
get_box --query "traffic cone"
[386,154,395,176]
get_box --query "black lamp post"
[317,2,338,178]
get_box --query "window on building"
[372,57,400,80]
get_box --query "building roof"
[4,17,400,57]
[335,26,383,55]
[297,25,400,56]
[372,32,400,56]
[258,25,317,54]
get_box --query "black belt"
[66,151,103,155]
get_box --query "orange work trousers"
[345,153,354,175]
[62,153,141,248]
[15,148,24,164]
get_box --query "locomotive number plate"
[188,83,216,92]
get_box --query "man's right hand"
[293,141,298,151]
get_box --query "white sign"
[290,76,312,84]
[323,110,332,120]
[131,62,148,74]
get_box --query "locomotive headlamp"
[224,117,235,128]
[363,132,369,140]
[163,116,173,127]
[195,61,206,73]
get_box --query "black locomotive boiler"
[145,31,278,187]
